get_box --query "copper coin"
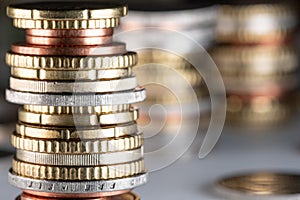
[26,35,113,46]
[26,29,114,37]
[12,42,126,56]
[18,191,138,200]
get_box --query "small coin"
[16,148,143,166]
[12,42,127,56]
[7,2,127,20]
[18,107,139,126]
[11,132,143,153]
[12,158,145,180]
[13,18,120,29]
[6,52,137,69]
[6,87,146,106]
[217,172,300,199]
[10,76,137,93]
[26,29,114,37]
[16,122,138,139]
[11,67,132,81]
[26,35,113,46]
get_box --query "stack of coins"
[118,2,215,132]
[5,2,147,200]
[211,0,299,127]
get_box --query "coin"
[7,2,127,20]
[11,67,132,81]
[16,122,138,140]
[6,52,137,69]
[217,172,300,199]
[11,132,143,153]
[10,76,137,93]
[12,42,127,56]
[26,29,114,37]
[26,35,113,46]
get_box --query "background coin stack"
[5,2,147,200]
[211,0,299,127]
[118,2,215,134]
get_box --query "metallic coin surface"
[16,148,143,166]
[26,35,113,46]
[9,169,148,193]
[26,29,114,37]
[11,67,132,81]
[6,88,146,106]
[6,52,137,69]
[7,2,127,20]
[12,42,127,56]
[217,172,300,199]
[11,132,143,153]
[10,76,137,93]
[13,18,120,29]
[18,191,139,199]
[16,122,138,139]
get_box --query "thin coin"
[18,191,139,199]
[26,29,114,37]
[11,67,132,80]
[12,42,126,56]
[9,170,148,193]
[7,2,127,20]
[10,76,137,93]
[26,35,113,46]
[6,87,146,106]
[16,122,138,139]
[18,107,139,126]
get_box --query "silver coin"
[6,88,146,106]
[8,169,148,193]
[16,148,143,166]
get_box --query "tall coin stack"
[211,0,299,127]
[5,2,147,200]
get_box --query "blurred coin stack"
[211,0,299,127]
[5,2,147,200]
[119,2,216,132]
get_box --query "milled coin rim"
[6,88,146,106]
[9,169,148,193]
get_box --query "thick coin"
[12,158,145,180]
[26,35,113,46]
[16,122,137,140]
[6,52,137,69]
[12,42,126,56]
[11,67,132,81]
[13,18,120,29]
[217,172,300,200]
[17,191,139,200]
[26,29,114,37]
[10,76,137,93]
[7,2,127,20]
[16,148,143,166]
[11,132,143,153]
[18,107,138,126]
[23,105,131,114]
[9,170,148,193]
[6,87,146,106]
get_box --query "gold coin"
[218,172,300,196]
[7,2,127,20]
[16,122,138,140]
[6,52,137,69]
[11,67,133,81]
[12,18,120,29]
[12,158,145,180]
[11,132,143,153]
[23,105,131,114]
[18,108,139,126]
